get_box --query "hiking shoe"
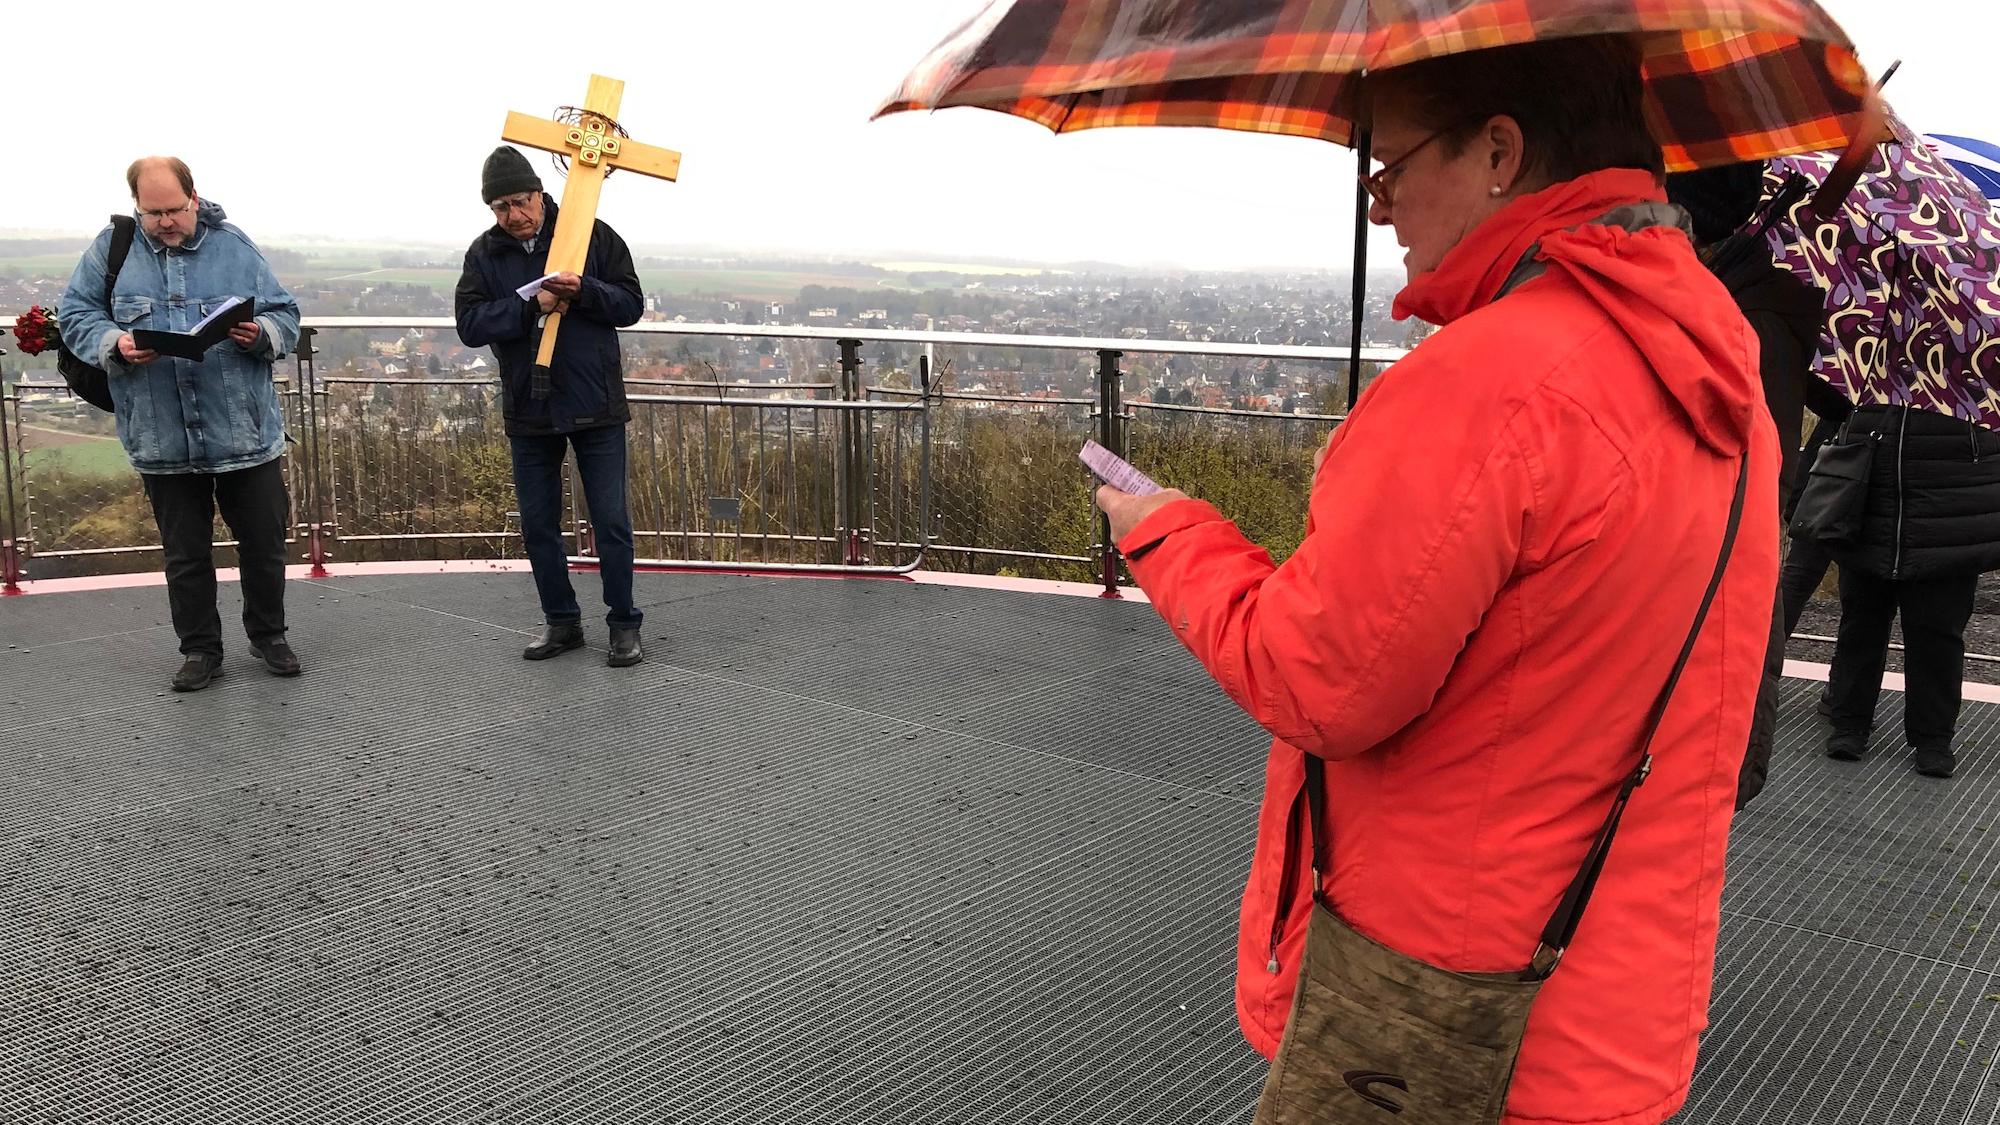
[171,655,224,693]
[1912,746,1957,779]
[1825,730,1870,761]
[607,626,645,668]
[251,640,302,677]
[523,622,584,660]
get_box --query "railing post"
[1096,348,1124,599]
[295,327,331,578]
[0,372,23,595]
[837,338,866,566]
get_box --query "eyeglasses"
[138,199,194,222]
[1358,118,1479,208]
[489,194,538,216]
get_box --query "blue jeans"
[509,425,641,629]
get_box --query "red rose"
[11,304,55,356]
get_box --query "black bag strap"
[1303,450,1750,980]
[102,214,136,307]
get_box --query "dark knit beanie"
[481,146,542,203]
[1664,162,1768,247]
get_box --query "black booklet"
[134,296,255,360]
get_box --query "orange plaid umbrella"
[876,0,1875,172]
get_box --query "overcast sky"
[1,0,1987,272]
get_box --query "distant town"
[3,239,1420,413]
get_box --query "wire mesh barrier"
[320,376,527,560]
[1127,400,1340,567]
[624,387,925,570]
[1,380,305,579]
[0,320,1403,590]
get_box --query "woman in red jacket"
[1096,38,1779,1125]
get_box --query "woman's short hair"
[1366,36,1665,185]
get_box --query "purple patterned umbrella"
[1760,107,2000,429]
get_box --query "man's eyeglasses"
[489,194,538,217]
[138,199,194,222]
[1358,118,1480,208]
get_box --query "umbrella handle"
[1811,91,1887,222]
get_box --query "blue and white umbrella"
[1926,133,2000,200]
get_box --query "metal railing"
[0,319,1405,593]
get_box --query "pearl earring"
[1490,185,1504,196]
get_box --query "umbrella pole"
[1347,129,1373,409]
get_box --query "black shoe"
[1815,691,1834,718]
[250,640,302,677]
[523,623,584,661]
[171,655,224,692]
[608,626,645,668]
[1825,729,1870,761]
[1912,746,1957,779]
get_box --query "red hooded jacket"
[1119,169,1778,1125]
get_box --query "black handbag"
[1786,424,1875,545]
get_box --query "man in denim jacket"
[57,156,304,692]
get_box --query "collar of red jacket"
[1392,168,1667,326]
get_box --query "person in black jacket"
[455,146,647,667]
[1667,164,1828,808]
[1819,405,2000,778]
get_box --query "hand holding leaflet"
[1078,439,1162,496]
[132,296,255,360]
[515,272,560,300]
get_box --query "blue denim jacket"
[57,200,301,474]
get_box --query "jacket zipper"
[1892,406,1910,580]
[1267,784,1308,972]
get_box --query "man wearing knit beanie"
[482,146,543,207]
[455,145,649,667]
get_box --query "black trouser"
[1743,477,1836,808]
[1744,539,1836,809]
[1779,535,1836,639]
[141,458,290,658]
[1823,567,1979,749]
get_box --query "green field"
[0,254,91,276]
[23,436,130,477]
[4,243,938,302]
[874,260,1064,276]
[276,265,921,301]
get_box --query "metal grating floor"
[1,571,1995,1124]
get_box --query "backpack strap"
[102,214,136,306]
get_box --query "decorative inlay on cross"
[565,117,622,167]
[501,74,681,391]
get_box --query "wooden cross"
[501,74,681,379]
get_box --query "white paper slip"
[1078,439,1163,496]
[190,296,248,333]
[515,272,560,300]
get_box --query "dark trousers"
[1824,567,1978,749]
[1780,536,1836,639]
[141,458,290,658]
[1743,539,1836,809]
[509,425,641,629]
